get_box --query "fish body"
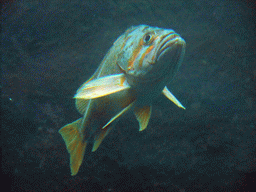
[59,25,186,176]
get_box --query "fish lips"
[157,33,185,62]
[146,34,186,81]
[125,32,185,86]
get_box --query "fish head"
[116,25,186,88]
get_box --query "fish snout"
[157,32,186,61]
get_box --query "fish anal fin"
[134,105,152,131]
[92,126,114,152]
[74,74,130,100]
[59,118,87,176]
[162,86,186,110]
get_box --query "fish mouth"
[139,32,185,84]
[126,31,185,86]
[157,32,185,61]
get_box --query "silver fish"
[59,25,186,176]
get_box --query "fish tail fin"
[59,118,87,176]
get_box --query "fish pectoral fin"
[59,118,87,176]
[92,126,114,152]
[162,86,186,110]
[74,74,130,100]
[134,105,152,131]
[102,100,136,130]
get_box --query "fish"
[59,25,186,176]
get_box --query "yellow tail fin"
[59,118,87,176]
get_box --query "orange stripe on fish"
[125,25,140,35]
[139,45,154,68]
[120,75,126,86]
[149,36,160,64]
[121,36,131,50]
[128,38,144,70]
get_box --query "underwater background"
[1,0,255,191]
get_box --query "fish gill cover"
[1,0,255,191]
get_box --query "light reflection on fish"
[59,25,186,176]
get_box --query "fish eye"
[144,34,151,42]
[143,33,153,44]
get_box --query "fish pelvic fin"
[92,125,114,152]
[162,86,186,109]
[134,105,152,131]
[102,100,136,130]
[94,100,136,151]
[74,74,130,100]
[59,118,87,176]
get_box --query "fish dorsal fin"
[134,105,152,131]
[162,86,186,110]
[92,125,114,152]
[102,100,136,130]
[74,74,130,100]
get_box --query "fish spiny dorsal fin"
[162,86,186,110]
[102,100,136,130]
[74,74,130,100]
[92,125,114,152]
[134,105,152,131]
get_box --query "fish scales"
[59,25,186,176]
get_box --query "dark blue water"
[2,0,255,191]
